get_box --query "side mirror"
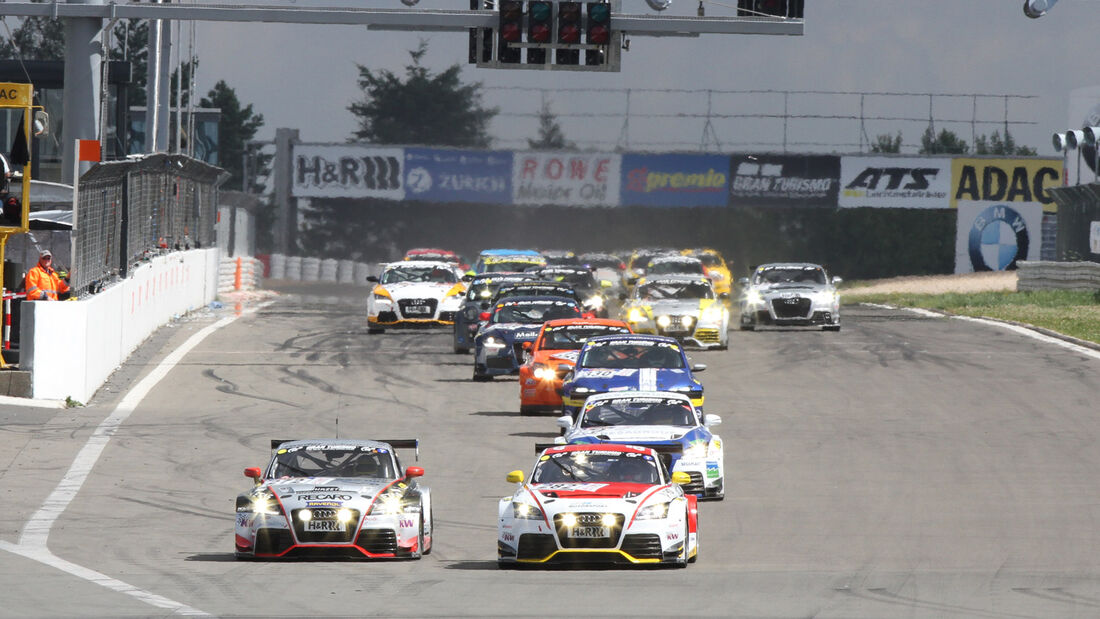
[461,273,474,282]
[506,470,525,483]
[244,467,262,480]
[556,364,571,372]
[366,275,379,283]
[465,270,476,278]
[692,363,707,372]
[670,471,691,485]
[405,466,424,479]
[832,276,843,285]
[33,110,49,137]
[718,292,730,301]
[556,415,573,429]
[703,414,722,427]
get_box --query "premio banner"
[293,144,406,199]
[839,156,952,208]
[619,153,730,207]
[729,154,840,207]
[513,152,621,206]
[950,157,1063,213]
[403,148,512,204]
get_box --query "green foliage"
[973,130,1038,156]
[870,132,903,153]
[0,16,65,61]
[200,81,265,191]
[110,20,149,106]
[919,127,968,154]
[348,41,496,147]
[528,100,573,150]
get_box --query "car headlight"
[512,501,544,520]
[681,315,694,328]
[482,336,506,349]
[368,493,421,515]
[586,295,604,309]
[635,501,670,520]
[627,307,646,322]
[656,315,671,328]
[745,290,764,306]
[533,363,556,380]
[682,441,708,459]
[248,491,281,515]
[701,305,722,322]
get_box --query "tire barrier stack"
[1016,261,1100,292]
[218,256,264,294]
[263,253,379,286]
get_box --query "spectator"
[25,250,70,301]
[1,196,19,225]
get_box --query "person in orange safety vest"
[24,249,70,301]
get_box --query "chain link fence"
[74,154,228,296]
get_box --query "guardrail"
[1016,261,1100,292]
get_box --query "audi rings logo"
[968,205,1029,272]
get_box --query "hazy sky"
[185,0,1093,156]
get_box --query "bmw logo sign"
[968,204,1029,271]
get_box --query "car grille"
[771,296,811,319]
[254,528,294,555]
[356,529,398,554]
[554,512,625,548]
[398,298,438,319]
[620,534,663,560]
[517,533,557,560]
[290,508,359,543]
[681,471,705,495]
[694,328,720,343]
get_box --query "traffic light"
[468,0,492,64]
[737,0,804,18]
[585,2,610,66]
[557,2,581,65]
[498,0,523,64]
[527,1,552,65]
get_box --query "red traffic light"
[559,23,581,44]
[587,24,609,45]
[500,22,522,42]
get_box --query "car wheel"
[676,521,690,568]
[423,508,433,555]
[472,371,492,382]
[416,515,426,559]
[823,324,841,332]
[520,405,538,416]
[454,345,469,354]
[368,326,384,334]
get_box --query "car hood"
[481,323,542,342]
[527,482,664,501]
[565,425,700,443]
[377,281,459,299]
[264,477,398,507]
[570,367,697,392]
[534,349,580,364]
[635,299,704,314]
[756,282,826,294]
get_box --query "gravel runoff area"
[842,270,1017,296]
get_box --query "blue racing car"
[453,273,533,354]
[472,296,583,381]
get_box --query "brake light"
[479,311,491,321]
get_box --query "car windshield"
[380,265,457,284]
[492,300,581,324]
[542,253,579,266]
[580,340,685,369]
[754,266,827,285]
[483,259,543,273]
[647,260,703,276]
[539,270,596,289]
[532,451,661,484]
[496,284,576,302]
[689,253,723,267]
[581,397,697,427]
[466,277,528,301]
[540,324,631,350]
[268,445,397,479]
[637,281,714,301]
[581,255,621,268]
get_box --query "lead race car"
[738,262,842,331]
[366,261,466,333]
[235,439,432,559]
[497,443,698,567]
[621,275,729,349]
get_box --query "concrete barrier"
[1017,261,1100,292]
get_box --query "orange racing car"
[518,318,632,415]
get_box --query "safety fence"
[1016,261,1100,292]
[74,154,227,297]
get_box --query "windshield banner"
[513,152,621,206]
[839,156,952,208]
[728,154,840,207]
[619,153,730,207]
[404,148,512,204]
[292,144,405,199]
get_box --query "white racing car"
[235,439,432,560]
[497,443,699,567]
[738,262,842,331]
[366,261,466,333]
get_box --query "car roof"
[480,249,541,257]
[272,439,396,450]
[757,262,824,269]
[540,317,630,329]
[540,443,658,457]
[382,261,457,270]
[641,275,711,285]
[582,390,695,405]
[582,333,681,345]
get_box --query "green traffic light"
[588,3,610,23]
[530,1,551,22]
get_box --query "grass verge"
[843,289,1100,346]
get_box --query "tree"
[200,80,265,191]
[110,20,149,106]
[870,132,902,154]
[919,127,968,155]
[0,16,64,61]
[528,99,573,150]
[348,41,496,147]
[974,130,1037,156]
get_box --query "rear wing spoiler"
[270,439,420,461]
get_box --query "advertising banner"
[292,144,405,199]
[839,156,951,208]
[950,157,1063,213]
[513,152,621,206]
[728,154,840,207]
[619,153,730,207]
[954,202,1043,274]
[403,148,512,204]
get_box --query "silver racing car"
[738,262,841,331]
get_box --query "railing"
[1016,261,1100,292]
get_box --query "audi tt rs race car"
[235,439,432,560]
[366,261,466,333]
[497,443,698,567]
[404,247,469,271]
[556,392,724,500]
[621,276,729,349]
[560,334,706,419]
[738,262,842,331]
[473,297,584,381]
[453,273,533,354]
[518,318,632,415]
[472,249,546,275]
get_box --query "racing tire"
[368,326,385,334]
[415,516,426,559]
[454,345,470,354]
[472,371,493,382]
[823,324,841,332]
[520,405,539,416]
[423,508,433,555]
[676,521,690,568]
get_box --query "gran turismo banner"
[619,153,730,207]
[950,157,1063,213]
[292,144,405,199]
[512,152,621,207]
[839,156,952,208]
[404,148,512,204]
[728,154,840,207]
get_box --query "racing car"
[681,248,733,297]
[632,255,707,285]
[473,296,584,381]
[404,248,469,271]
[453,273,533,354]
[475,280,591,335]
[555,391,724,499]
[472,249,546,275]
[560,334,706,419]
[497,443,698,567]
[532,265,614,318]
[518,318,632,415]
[366,261,466,333]
[235,439,432,559]
[621,275,729,349]
[738,262,842,331]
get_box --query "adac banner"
[513,152,621,207]
[728,154,840,207]
[955,202,1043,274]
[292,144,405,200]
[950,157,1063,213]
[403,148,512,204]
[839,156,952,208]
[619,153,730,207]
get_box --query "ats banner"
[839,156,951,208]
[950,158,1063,213]
[729,154,840,207]
[954,202,1043,274]
[619,153,729,207]
[404,148,512,204]
[293,144,405,199]
[513,152,621,206]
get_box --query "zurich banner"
[619,153,730,207]
[403,148,512,204]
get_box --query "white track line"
[0,308,264,617]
